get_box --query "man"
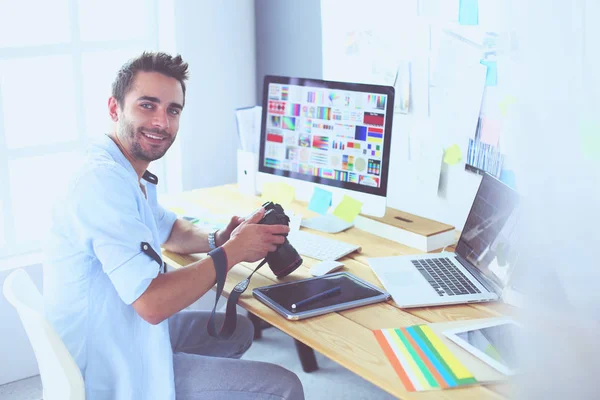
[43,52,304,400]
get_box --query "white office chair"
[3,269,85,400]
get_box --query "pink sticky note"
[480,118,501,146]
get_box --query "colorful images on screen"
[282,116,296,131]
[368,159,381,176]
[312,136,329,151]
[262,82,388,189]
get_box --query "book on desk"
[354,207,455,252]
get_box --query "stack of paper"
[373,325,477,392]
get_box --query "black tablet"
[252,272,390,320]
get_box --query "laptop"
[370,173,519,308]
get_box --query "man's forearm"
[132,256,217,325]
[162,218,210,254]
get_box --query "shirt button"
[143,244,148,250]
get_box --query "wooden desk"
[162,185,513,400]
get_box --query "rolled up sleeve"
[69,166,161,305]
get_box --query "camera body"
[258,201,303,278]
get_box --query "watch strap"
[208,230,218,250]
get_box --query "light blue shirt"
[43,135,178,400]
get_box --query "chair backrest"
[3,269,85,400]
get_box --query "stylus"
[291,286,341,311]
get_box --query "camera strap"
[207,247,268,339]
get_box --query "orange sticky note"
[332,195,363,223]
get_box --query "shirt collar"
[95,134,159,185]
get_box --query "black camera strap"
[207,248,268,339]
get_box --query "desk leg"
[294,339,319,373]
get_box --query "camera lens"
[258,202,303,277]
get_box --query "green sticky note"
[261,182,295,206]
[579,119,600,161]
[332,195,363,223]
[443,144,462,165]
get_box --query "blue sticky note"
[500,169,516,190]
[308,187,333,215]
[480,60,498,86]
[459,0,479,25]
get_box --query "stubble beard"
[119,118,174,162]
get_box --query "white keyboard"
[287,230,361,261]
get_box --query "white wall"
[254,0,323,102]
[174,0,257,191]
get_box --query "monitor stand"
[301,214,353,234]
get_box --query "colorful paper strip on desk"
[308,187,333,215]
[373,325,477,392]
[261,182,295,206]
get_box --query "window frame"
[0,0,163,260]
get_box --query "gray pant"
[169,310,305,400]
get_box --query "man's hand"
[215,215,244,247]
[222,208,290,267]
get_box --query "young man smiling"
[43,52,304,400]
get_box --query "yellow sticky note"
[332,195,363,223]
[443,144,462,165]
[260,182,295,207]
[168,207,185,215]
[499,95,517,117]
[420,325,474,380]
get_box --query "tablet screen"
[256,273,384,313]
[455,323,518,370]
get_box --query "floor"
[0,327,395,400]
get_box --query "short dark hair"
[111,51,189,107]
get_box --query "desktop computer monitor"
[257,75,395,217]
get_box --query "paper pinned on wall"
[394,61,411,114]
[430,33,486,144]
[480,117,502,146]
[409,119,443,197]
[235,106,262,154]
[458,0,479,26]
[480,60,498,86]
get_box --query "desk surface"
[162,185,513,400]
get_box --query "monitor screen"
[258,75,395,198]
[455,174,520,288]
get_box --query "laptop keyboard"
[411,258,481,297]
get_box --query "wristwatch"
[208,229,219,250]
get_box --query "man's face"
[115,71,184,162]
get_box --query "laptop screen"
[455,174,520,289]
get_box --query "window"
[0,0,161,259]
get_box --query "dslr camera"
[258,201,303,277]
